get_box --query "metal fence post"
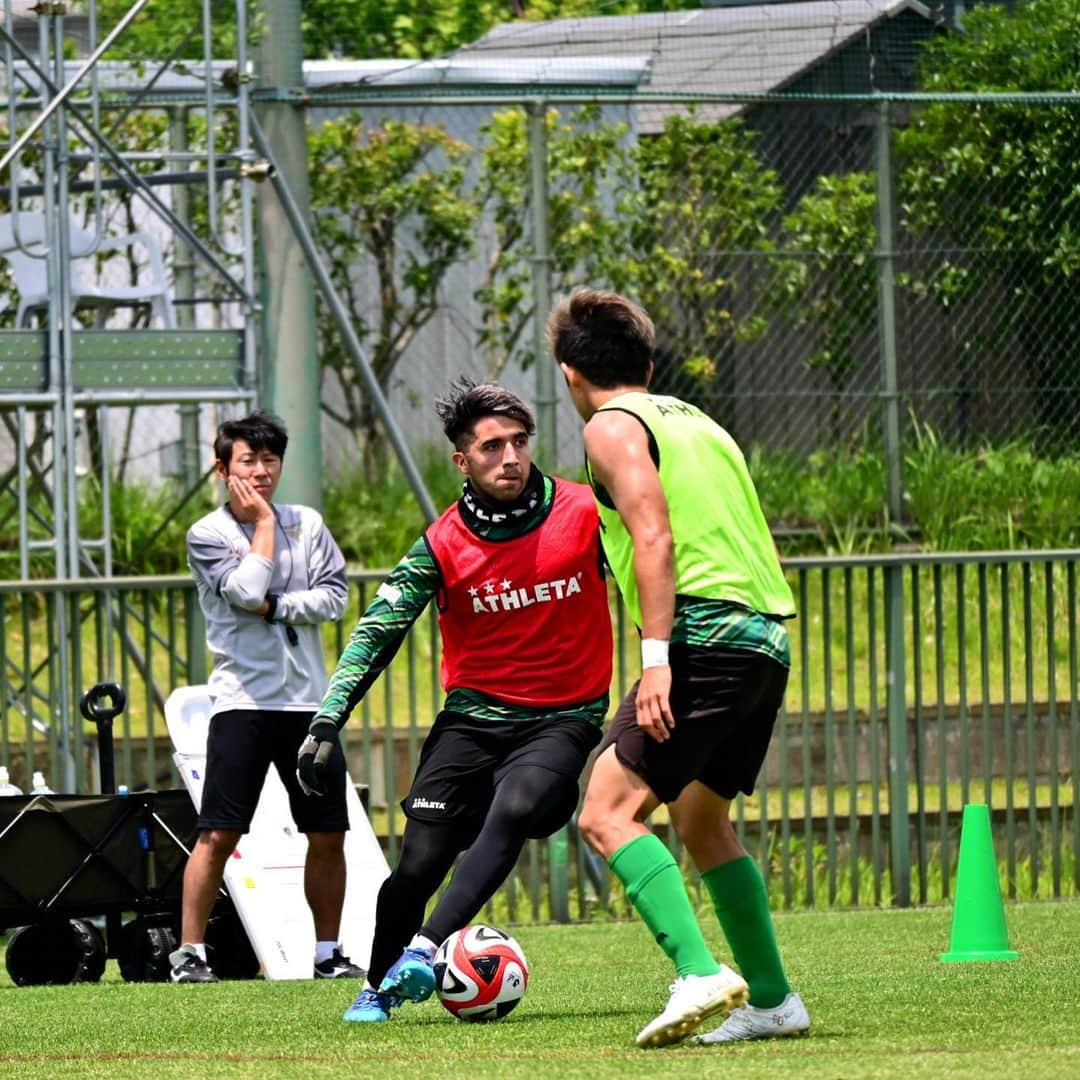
[527,101,557,471]
[169,105,207,687]
[527,99,569,920]
[876,104,910,903]
[169,106,201,490]
[875,100,904,533]
[884,562,910,905]
[255,0,323,510]
[185,593,208,687]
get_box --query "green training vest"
[587,391,795,627]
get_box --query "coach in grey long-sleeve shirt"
[169,410,363,986]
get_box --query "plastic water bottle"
[0,766,22,795]
[30,770,54,794]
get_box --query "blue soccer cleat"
[378,946,436,1003]
[343,987,399,1023]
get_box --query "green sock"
[703,855,791,1008]
[609,834,720,978]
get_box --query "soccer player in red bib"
[297,380,613,1023]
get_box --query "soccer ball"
[433,925,529,1022]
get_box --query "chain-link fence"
[5,92,1075,485]
[287,1,1077,491]
[306,90,1079,482]
[2,1,1077,554]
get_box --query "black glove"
[297,719,339,797]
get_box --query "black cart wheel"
[117,918,177,982]
[5,918,107,985]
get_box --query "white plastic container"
[0,765,22,795]
[30,770,54,794]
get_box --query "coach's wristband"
[641,638,670,669]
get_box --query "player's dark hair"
[546,288,655,389]
[214,410,288,465]
[435,378,536,450]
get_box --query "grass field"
[2,901,1078,1078]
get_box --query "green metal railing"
[1,551,1077,917]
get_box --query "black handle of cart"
[79,682,126,796]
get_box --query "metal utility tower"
[1,0,261,786]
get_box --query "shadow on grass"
[401,1003,642,1026]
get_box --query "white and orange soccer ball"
[433,925,529,1022]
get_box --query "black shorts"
[198,709,350,834]
[402,710,603,830]
[599,643,788,804]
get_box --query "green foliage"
[308,107,786,466]
[77,476,215,577]
[322,448,464,568]
[749,424,1080,556]
[908,0,1080,95]
[903,421,1080,550]
[90,0,742,64]
[301,0,706,60]
[743,444,808,533]
[897,0,1080,441]
[751,440,890,555]
[0,264,16,328]
[618,113,783,411]
[476,105,633,377]
[93,0,244,60]
[771,172,878,405]
[240,432,1080,565]
[303,0,514,59]
[60,431,1080,574]
[309,114,481,461]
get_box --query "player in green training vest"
[548,289,810,1049]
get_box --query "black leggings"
[366,764,577,986]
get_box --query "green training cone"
[940,803,1018,963]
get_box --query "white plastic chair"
[0,212,176,328]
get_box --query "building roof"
[1,56,652,100]
[302,57,653,91]
[460,0,936,127]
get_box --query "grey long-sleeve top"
[187,502,348,717]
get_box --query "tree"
[300,1,704,60]
[307,104,789,463]
[616,113,783,425]
[896,0,1080,444]
[475,104,632,378]
[94,0,243,60]
[770,171,878,438]
[308,114,482,475]
[92,0,720,62]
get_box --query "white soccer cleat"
[635,965,749,1049]
[688,991,810,1044]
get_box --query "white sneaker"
[635,965,749,1048]
[688,991,810,1044]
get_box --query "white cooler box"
[164,685,389,980]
